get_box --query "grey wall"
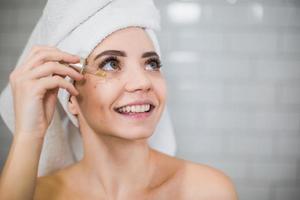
[1,0,300,199]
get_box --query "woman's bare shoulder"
[34,175,60,200]
[151,150,237,199]
[180,160,238,200]
[34,169,68,200]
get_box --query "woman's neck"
[78,129,155,198]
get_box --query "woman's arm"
[0,45,83,200]
[0,134,44,200]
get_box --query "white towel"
[0,0,176,176]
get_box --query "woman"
[0,1,237,200]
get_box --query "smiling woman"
[69,27,167,142]
[0,0,237,199]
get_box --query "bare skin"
[34,150,237,200]
[0,27,238,200]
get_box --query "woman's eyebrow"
[93,50,159,61]
[142,51,159,58]
[94,50,126,61]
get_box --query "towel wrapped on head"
[0,0,176,176]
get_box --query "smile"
[114,103,156,119]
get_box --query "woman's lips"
[114,104,155,120]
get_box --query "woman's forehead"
[89,27,155,59]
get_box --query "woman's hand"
[0,45,84,200]
[9,45,84,138]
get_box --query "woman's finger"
[22,45,57,65]
[22,49,79,71]
[29,62,84,81]
[35,75,79,96]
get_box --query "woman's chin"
[112,128,155,140]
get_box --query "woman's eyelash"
[99,56,120,69]
[97,56,162,70]
[145,57,162,69]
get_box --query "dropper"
[59,57,106,77]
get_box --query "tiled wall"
[0,0,299,199]
[159,1,300,199]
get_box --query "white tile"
[228,33,278,54]
[236,185,271,200]
[275,137,300,157]
[175,32,223,52]
[225,83,276,104]
[251,162,299,182]
[253,112,300,131]
[278,85,300,105]
[203,110,254,130]
[263,6,300,27]
[274,186,300,200]
[180,135,224,155]
[255,60,300,80]
[283,33,300,53]
[225,135,273,157]
[203,59,253,80]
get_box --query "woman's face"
[70,27,166,140]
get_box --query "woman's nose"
[124,64,152,92]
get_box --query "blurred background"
[0,0,300,199]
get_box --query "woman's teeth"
[117,104,151,113]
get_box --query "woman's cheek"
[93,80,123,108]
[157,78,167,97]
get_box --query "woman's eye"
[99,57,120,71]
[145,58,162,71]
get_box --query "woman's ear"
[68,95,80,116]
